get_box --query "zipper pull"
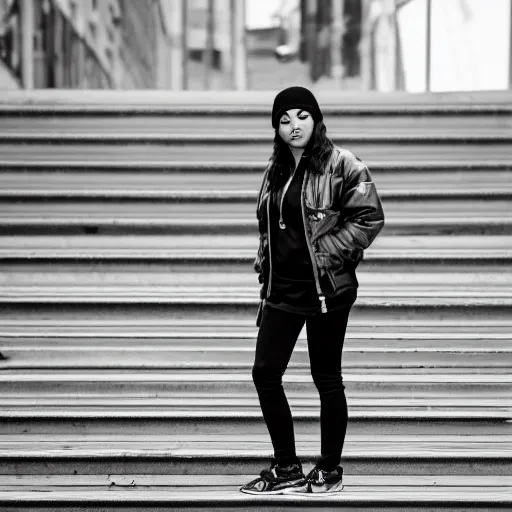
[320,295,327,313]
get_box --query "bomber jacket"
[254,145,385,319]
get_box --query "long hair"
[267,120,334,190]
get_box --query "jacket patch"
[356,181,372,195]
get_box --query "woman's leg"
[305,306,351,471]
[252,305,305,466]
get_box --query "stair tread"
[2,159,511,170]
[2,371,510,381]
[2,335,512,346]
[1,184,511,199]
[1,397,509,408]
[4,270,509,281]
[2,88,512,107]
[3,280,511,289]
[1,218,510,231]
[4,118,511,136]
[2,145,512,165]
[1,320,511,334]
[2,202,510,217]
[2,355,510,370]
[2,235,512,260]
[3,411,507,420]
[1,487,511,505]
[1,474,510,487]
[2,234,511,247]
[1,172,511,191]
[3,132,512,143]
[4,191,511,202]
[1,434,510,458]
[3,434,509,442]
[2,292,511,307]
[3,271,512,288]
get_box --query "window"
[105,47,113,69]
[89,20,96,40]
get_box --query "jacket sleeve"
[327,153,385,263]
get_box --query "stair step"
[4,93,512,135]
[1,319,511,335]
[2,334,511,368]
[2,139,512,165]
[11,108,512,134]
[2,241,510,274]
[4,188,511,200]
[0,434,510,477]
[2,332,512,344]
[2,269,510,286]
[1,371,510,398]
[3,371,504,381]
[1,163,511,186]
[2,392,508,404]
[2,271,511,297]
[1,213,509,236]
[1,167,511,198]
[2,434,510,457]
[2,88,511,106]
[1,198,509,218]
[2,160,510,188]
[0,234,511,259]
[2,288,510,308]
[1,346,510,369]
[1,397,509,414]
[2,473,509,487]
[3,103,512,131]
[1,486,511,511]
[0,306,508,327]
[2,132,512,145]
[3,115,511,136]
[3,417,508,436]
[5,433,510,443]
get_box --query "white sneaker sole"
[284,482,344,495]
[240,479,305,495]
[240,487,288,495]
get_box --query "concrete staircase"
[0,90,511,510]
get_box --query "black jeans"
[252,304,351,471]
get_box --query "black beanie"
[271,86,323,128]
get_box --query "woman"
[240,86,385,495]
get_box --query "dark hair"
[267,120,334,190]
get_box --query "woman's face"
[277,109,314,149]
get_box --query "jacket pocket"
[330,266,358,294]
[309,210,340,245]
[316,228,363,268]
[305,172,335,210]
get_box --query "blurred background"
[1,0,511,92]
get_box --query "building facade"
[0,0,171,89]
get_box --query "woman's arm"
[316,152,385,267]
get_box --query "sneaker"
[240,460,305,495]
[285,466,344,495]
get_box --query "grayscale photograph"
[0,0,511,508]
